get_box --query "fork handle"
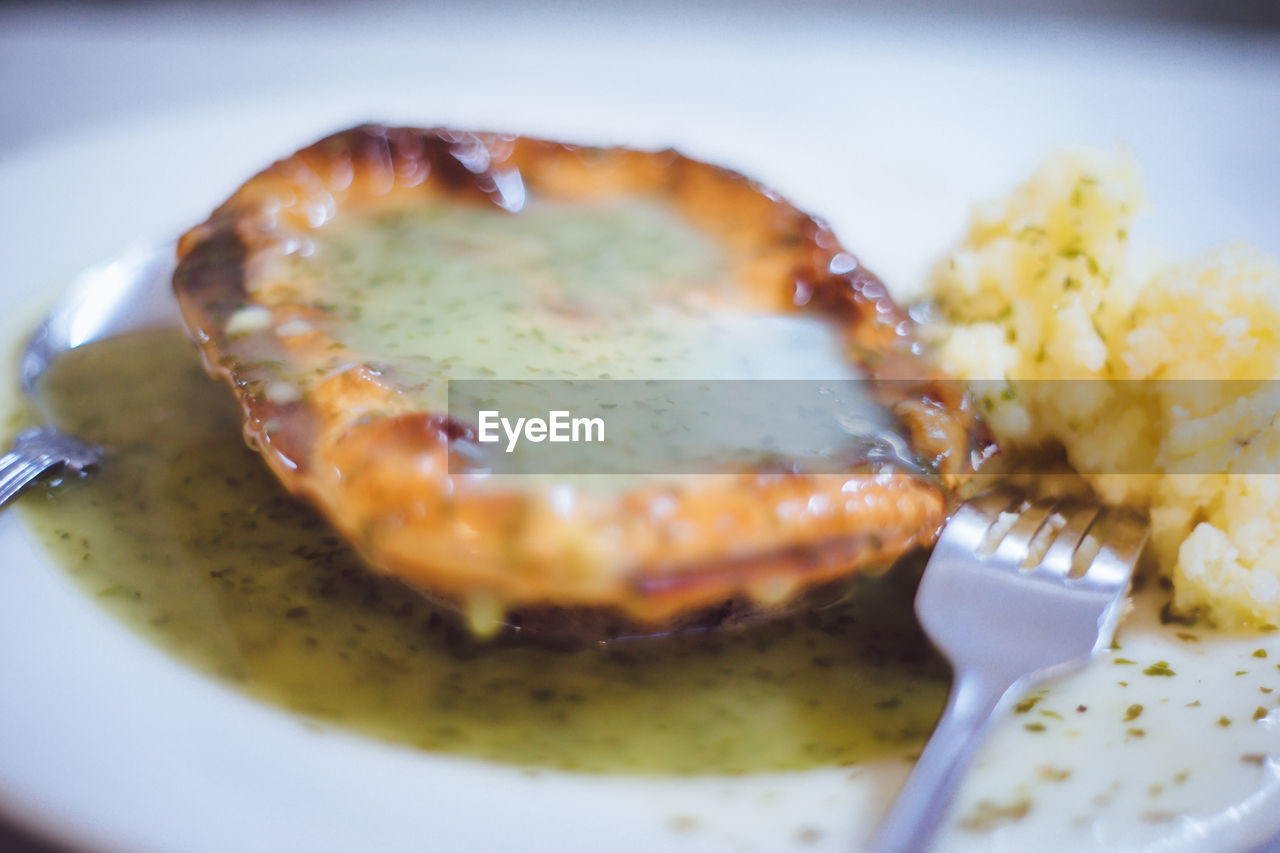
[867,669,1020,853]
[0,449,58,509]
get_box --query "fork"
[0,242,178,511]
[868,487,1148,853]
[0,427,102,507]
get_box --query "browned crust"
[173,124,992,629]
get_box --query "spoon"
[0,242,179,508]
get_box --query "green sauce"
[263,199,867,398]
[16,330,948,774]
[255,198,902,487]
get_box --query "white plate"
[1,19,1279,853]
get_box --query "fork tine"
[945,488,1023,552]
[990,497,1062,567]
[1085,510,1149,588]
[1038,504,1102,577]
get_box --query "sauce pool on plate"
[16,329,949,774]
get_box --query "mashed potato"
[929,150,1280,628]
